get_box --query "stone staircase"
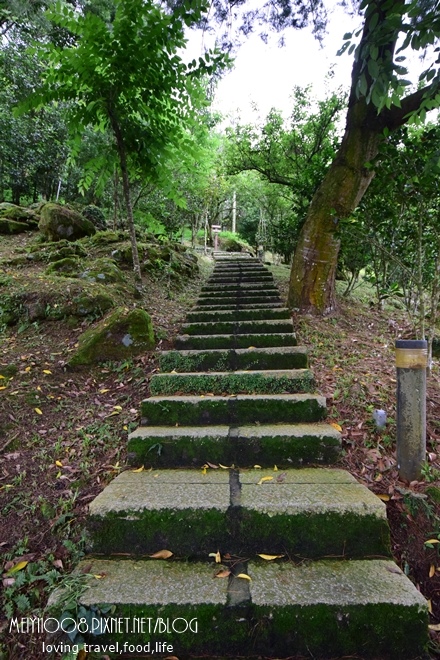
[75,254,428,659]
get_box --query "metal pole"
[395,339,427,481]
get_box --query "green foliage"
[224,86,344,261]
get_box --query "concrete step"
[185,307,291,322]
[196,296,282,306]
[73,557,427,659]
[85,468,390,558]
[159,346,309,372]
[174,332,297,350]
[127,422,341,468]
[179,319,293,336]
[140,393,326,426]
[208,274,274,283]
[150,369,314,396]
[198,288,278,298]
[201,283,279,293]
[194,301,284,310]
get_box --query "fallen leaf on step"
[237,573,251,581]
[377,494,390,501]
[206,462,219,469]
[257,554,284,561]
[149,550,173,559]
[430,564,436,578]
[214,569,231,579]
[330,422,342,432]
[429,624,440,632]
[258,476,273,485]
[132,466,144,473]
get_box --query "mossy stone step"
[86,468,390,558]
[196,296,282,307]
[208,274,274,283]
[159,345,309,372]
[174,332,297,350]
[140,393,326,426]
[201,283,278,293]
[185,308,291,322]
[72,557,427,659]
[194,300,284,310]
[150,369,314,396]
[127,422,341,468]
[198,288,278,299]
[180,319,293,336]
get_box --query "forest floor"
[1,233,440,660]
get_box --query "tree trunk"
[287,0,439,314]
[288,98,382,313]
[108,110,142,282]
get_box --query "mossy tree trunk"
[288,0,440,314]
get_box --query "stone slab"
[159,346,309,372]
[174,332,298,350]
[193,301,284,310]
[140,393,327,426]
[185,308,291,322]
[150,369,315,395]
[86,469,389,558]
[179,319,293,336]
[127,422,341,468]
[196,296,283,306]
[70,557,427,658]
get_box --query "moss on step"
[140,394,326,426]
[150,370,315,396]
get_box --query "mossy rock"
[46,244,88,262]
[45,257,82,276]
[39,203,96,242]
[81,204,107,230]
[69,292,114,318]
[83,230,123,246]
[68,307,155,366]
[0,218,30,234]
[79,258,124,283]
[0,205,39,226]
[0,294,23,325]
[111,242,148,266]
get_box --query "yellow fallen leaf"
[149,550,173,559]
[248,346,256,350]
[237,573,251,581]
[55,460,63,467]
[430,564,436,578]
[132,466,144,473]
[0,375,5,379]
[93,574,106,579]
[253,465,262,469]
[202,466,207,475]
[6,560,29,575]
[273,465,278,471]
[219,464,230,469]
[425,539,440,545]
[377,494,390,501]
[113,405,122,411]
[0,386,6,391]
[428,599,433,614]
[214,569,231,578]
[258,476,273,485]
[257,554,285,561]
[34,408,43,415]
[106,411,120,417]
[42,370,52,375]
[215,550,221,563]
[25,366,31,372]
[99,388,110,393]
[330,422,342,432]
[429,623,440,631]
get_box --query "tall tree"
[21,0,228,280]
[287,0,440,313]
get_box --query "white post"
[232,190,236,234]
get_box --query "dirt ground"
[1,233,440,659]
